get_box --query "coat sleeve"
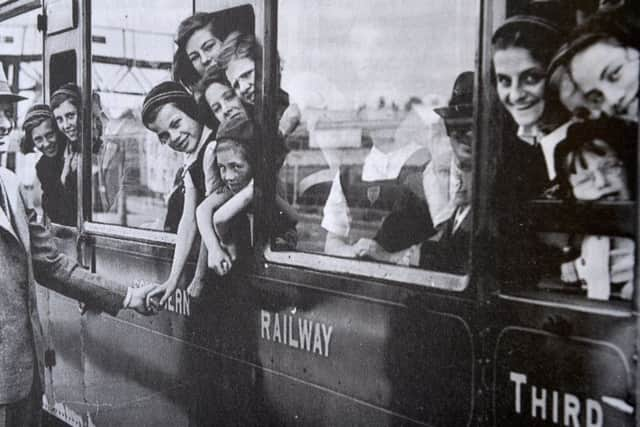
[26,197,125,316]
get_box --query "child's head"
[142,81,204,153]
[555,118,636,201]
[219,32,258,105]
[51,83,81,146]
[21,104,63,157]
[215,115,255,193]
[198,65,248,124]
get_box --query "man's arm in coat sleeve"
[26,203,125,316]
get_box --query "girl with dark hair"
[548,8,639,122]
[22,104,75,225]
[142,81,229,304]
[50,83,83,225]
[492,15,572,193]
[491,16,574,289]
[553,118,636,300]
[173,12,250,93]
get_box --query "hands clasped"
[124,283,163,315]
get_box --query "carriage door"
[486,1,638,426]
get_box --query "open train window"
[493,0,637,308]
[88,2,255,238]
[267,0,480,288]
[88,1,192,231]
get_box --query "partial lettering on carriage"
[133,279,190,317]
[260,309,333,357]
[510,372,605,427]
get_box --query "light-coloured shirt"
[321,143,424,238]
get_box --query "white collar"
[539,121,572,181]
[516,124,544,146]
[362,142,422,181]
[184,127,213,168]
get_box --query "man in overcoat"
[0,66,156,426]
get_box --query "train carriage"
[0,0,636,425]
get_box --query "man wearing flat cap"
[0,66,158,426]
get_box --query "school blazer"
[0,167,125,403]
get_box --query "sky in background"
[0,1,480,113]
[279,0,479,110]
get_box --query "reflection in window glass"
[91,1,190,230]
[1,9,43,215]
[276,0,478,274]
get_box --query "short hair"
[51,83,81,114]
[215,115,256,170]
[196,64,230,95]
[21,104,63,154]
[491,16,570,131]
[554,118,636,199]
[548,8,640,78]
[195,66,231,129]
[173,12,247,89]
[142,81,202,129]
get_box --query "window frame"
[80,0,195,240]
[81,1,260,244]
[259,0,486,291]
[487,0,639,312]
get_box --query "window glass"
[0,8,43,214]
[276,0,478,275]
[494,1,636,304]
[91,1,190,230]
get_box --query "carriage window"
[494,1,636,306]
[1,8,43,214]
[90,1,190,230]
[274,0,478,275]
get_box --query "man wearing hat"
[0,65,23,171]
[418,71,474,273]
[0,71,158,425]
[352,71,474,273]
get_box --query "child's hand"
[279,103,301,138]
[187,277,206,298]
[208,245,232,276]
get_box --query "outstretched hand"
[126,283,162,315]
[145,278,178,308]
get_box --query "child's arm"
[275,194,299,223]
[213,180,254,243]
[186,241,209,297]
[196,188,234,275]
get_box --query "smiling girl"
[21,104,75,225]
[549,8,639,122]
[492,15,571,198]
[142,81,224,304]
